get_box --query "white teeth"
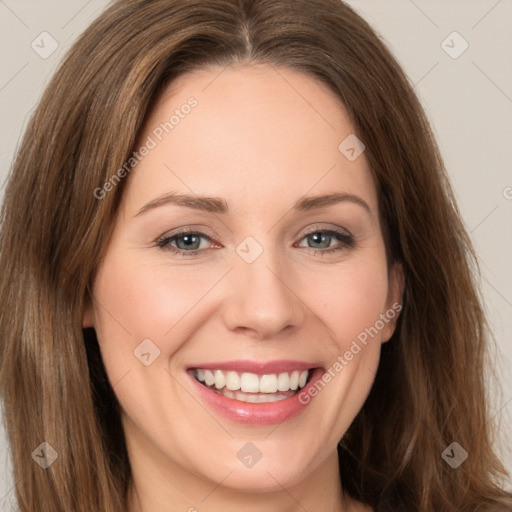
[290,370,299,390]
[259,374,278,393]
[223,388,235,399]
[240,372,260,393]
[218,387,290,403]
[193,368,312,394]
[204,370,215,386]
[277,372,290,391]
[225,371,240,391]
[214,370,225,389]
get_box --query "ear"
[381,262,404,343]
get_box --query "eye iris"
[308,232,330,248]
[176,234,200,250]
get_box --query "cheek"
[295,256,389,438]
[89,250,214,432]
[307,256,390,347]
[90,247,226,362]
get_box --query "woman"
[0,0,510,511]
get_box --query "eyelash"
[155,227,355,257]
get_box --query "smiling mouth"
[190,368,314,403]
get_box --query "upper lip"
[186,359,320,375]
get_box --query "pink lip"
[186,359,317,375]
[187,366,325,425]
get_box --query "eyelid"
[300,223,352,238]
[155,225,218,242]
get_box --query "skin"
[84,63,403,512]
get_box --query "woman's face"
[86,63,403,501]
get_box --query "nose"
[221,246,306,340]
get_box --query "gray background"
[0,0,511,506]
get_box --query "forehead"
[122,63,377,216]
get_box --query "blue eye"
[297,229,355,254]
[156,231,212,254]
[156,228,354,256]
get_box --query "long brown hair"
[1,0,510,510]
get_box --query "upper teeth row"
[195,369,310,393]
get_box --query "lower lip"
[188,368,324,425]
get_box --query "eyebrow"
[135,191,372,217]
